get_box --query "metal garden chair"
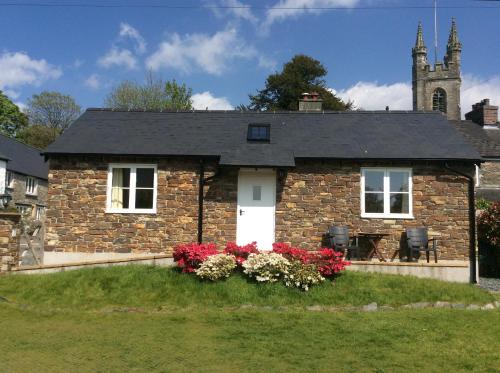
[406,227,438,263]
[328,226,360,260]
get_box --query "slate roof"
[43,109,482,166]
[0,134,48,179]
[451,120,500,159]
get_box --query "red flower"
[272,242,310,263]
[173,243,218,273]
[223,242,259,265]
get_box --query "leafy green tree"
[105,72,193,111]
[248,54,351,111]
[0,90,28,137]
[16,125,60,149]
[26,91,82,131]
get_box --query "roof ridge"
[85,108,442,115]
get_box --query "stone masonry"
[275,160,470,261]
[0,211,21,270]
[46,156,470,261]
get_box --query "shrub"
[173,243,218,273]
[478,201,500,249]
[243,252,290,283]
[284,260,325,291]
[223,242,259,265]
[272,243,310,263]
[310,248,350,278]
[476,198,491,211]
[195,254,237,281]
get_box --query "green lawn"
[0,265,494,310]
[0,266,499,372]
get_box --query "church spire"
[412,22,427,63]
[415,21,426,51]
[447,17,461,51]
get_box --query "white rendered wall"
[0,160,6,194]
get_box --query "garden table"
[358,232,390,262]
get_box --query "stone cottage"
[43,108,481,271]
[453,99,500,201]
[0,134,48,219]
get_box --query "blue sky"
[0,0,499,114]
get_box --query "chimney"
[465,99,498,126]
[298,92,323,112]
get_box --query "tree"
[248,54,351,111]
[16,125,60,149]
[0,90,28,137]
[105,73,193,111]
[26,91,81,131]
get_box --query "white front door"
[237,169,276,250]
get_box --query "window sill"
[361,213,414,220]
[25,193,38,197]
[105,209,157,215]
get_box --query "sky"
[0,0,499,116]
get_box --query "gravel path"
[479,277,500,293]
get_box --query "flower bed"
[173,242,350,291]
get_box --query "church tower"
[412,19,462,120]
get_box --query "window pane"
[252,185,262,201]
[112,168,130,188]
[390,171,409,192]
[390,193,409,214]
[365,193,384,213]
[364,170,384,192]
[135,189,153,209]
[111,188,129,208]
[136,168,154,188]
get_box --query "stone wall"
[6,171,48,217]
[479,161,500,189]
[46,157,471,261]
[276,160,470,260]
[0,211,21,270]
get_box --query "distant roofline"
[0,132,45,153]
[85,107,445,115]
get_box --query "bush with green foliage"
[284,261,325,291]
[195,254,237,281]
[478,201,500,249]
[242,252,290,283]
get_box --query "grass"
[1,266,499,372]
[1,305,499,372]
[0,265,494,310]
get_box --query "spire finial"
[412,21,427,58]
[447,17,461,50]
[415,21,425,49]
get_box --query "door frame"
[236,168,276,249]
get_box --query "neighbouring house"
[0,133,48,219]
[452,99,500,202]
[42,107,481,278]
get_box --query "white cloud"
[335,81,412,110]
[73,58,84,68]
[223,0,258,23]
[84,73,101,89]
[191,91,233,110]
[14,101,26,112]
[263,0,359,29]
[461,74,500,115]
[98,47,137,70]
[258,55,277,71]
[146,28,255,75]
[119,22,146,54]
[0,51,62,96]
[335,75,500,117]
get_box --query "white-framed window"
[106,164,157,214]
[361,168,413,219]
[6,171,13,188]
[25,176,37,195]
[16,203,32,216]
[35,205,45,220]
